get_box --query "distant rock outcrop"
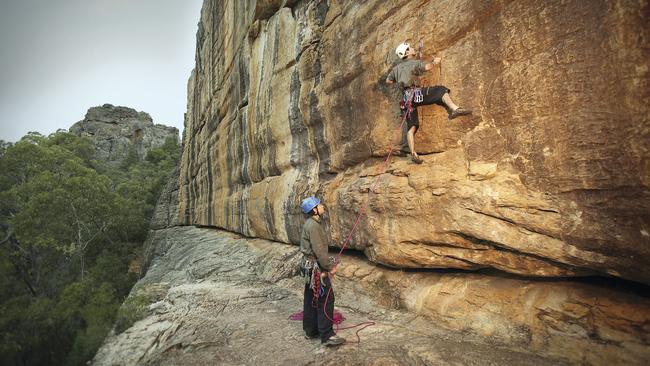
[69,104,179,166]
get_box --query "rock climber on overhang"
[386,42,472,164]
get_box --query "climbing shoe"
[411,155,424,164]
[323,335,346,347]
[448,107,472,120]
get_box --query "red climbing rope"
[322,89,416,343]
[337,89,415,257]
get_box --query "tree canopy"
[0,131,180,366]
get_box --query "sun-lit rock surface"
[179,0,649,282]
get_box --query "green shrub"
[113,292,152,334]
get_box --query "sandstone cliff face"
[70,104,179,165]
[179,0,649,284]
[169,0,650,362]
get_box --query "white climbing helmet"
[395,42,410,59]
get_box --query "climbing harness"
[403,87,424,105]
[318,88,417,344]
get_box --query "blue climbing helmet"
[301,196,321,214]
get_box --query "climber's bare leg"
[407,126,417,157]
[442,93,459,111]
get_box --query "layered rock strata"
[70,104,179,165]
[178,0,650,284]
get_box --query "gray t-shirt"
[387,59,426,89]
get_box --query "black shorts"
[403,86,450,131]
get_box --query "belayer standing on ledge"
[299,196,346,347]
[386,42,472,164]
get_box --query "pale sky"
[0,0,203,142]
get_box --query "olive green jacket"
[299,217,332,271]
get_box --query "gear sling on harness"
[402,87,424,107]
[300,257,323,307]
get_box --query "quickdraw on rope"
[321,88,416,344]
